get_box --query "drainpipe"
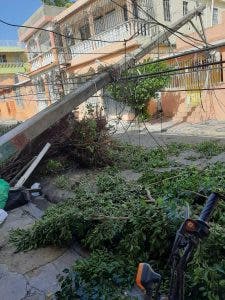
[211,0,214,26]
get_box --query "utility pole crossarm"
[0,4,206,163]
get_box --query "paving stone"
[22,203,44,219]
[31,197,51,211]
[41,179,74,203]
[208,152,225,164]
[53,249,80,273]
[23,291,45,300]
[0,208,35,247]
[0,264,27,300]
[0,243,66,275]
[25,263,60,294]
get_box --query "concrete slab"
[0,208,34,247]
[0,264,27,300]
[31,197,52,211]
[23,293,45,300]
[25,263,60,294]
[22,203,44,219]
[52,249,80,273]
[0,243,66,275]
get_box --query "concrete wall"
[162,11,225,123]
[0,83,39,122]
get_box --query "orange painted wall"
[0,84,38,122]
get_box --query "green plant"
[67,115,115,168]
[56,251,136,299]
[9,142,225,300]
[45,159,64,174]
[54,175,72,189]
[195,141,225,158]
[107,59,171,116]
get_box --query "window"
[123,4,128,21]
[183,1,188,15]
[0,55,7,63]
[94,16,104,34]
[133,1,138,19]
[79,23,91,40]
[104,10,117,30]
[27,39,38,59]
[163,0,171,21]
[64,25,76,46]
[38,31,51,52]
[212,7,218,25]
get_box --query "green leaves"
[9,141,225,299]
[107,59,171,116]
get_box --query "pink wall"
[162,13,225,124]
[162,87,225,124]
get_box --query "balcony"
[69,19,155,60]
[0,62,28,74]
[29,49,55,72]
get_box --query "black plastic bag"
[4,188,30,211]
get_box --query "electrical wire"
[120,60,225,81]
[110,0,209,49]
[0,18,128,44]
[129,41,225,70]
[133,0,213,47]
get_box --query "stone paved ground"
[114,119,225,148]
[0,199,81,300]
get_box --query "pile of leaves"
[0,111,116,181]
[9,141,225,299]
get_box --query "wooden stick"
[14,143,51,188]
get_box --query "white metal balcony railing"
[0,40,25,48]
[69,19,154,60]
[30,49,54,71]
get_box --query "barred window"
[0,55,7,63]
[183,1,188,15]
[163,0,171,21]
[212,7,218,25]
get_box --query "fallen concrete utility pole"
[0,4,205,163]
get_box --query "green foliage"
[56,251,136,299]
[68,116,115,167]
[45,159,64,174]
[42,0,73,7]
[195,141,225,158]
[54,175,72,189]
[108,59,170,116]
[114,144,170,171]
[9,141,225,299]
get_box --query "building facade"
[18,5,66,113]
[2,0,225,123]
[0,41,30,123]
[162,9,225,123]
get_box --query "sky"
[0,0,42,41]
